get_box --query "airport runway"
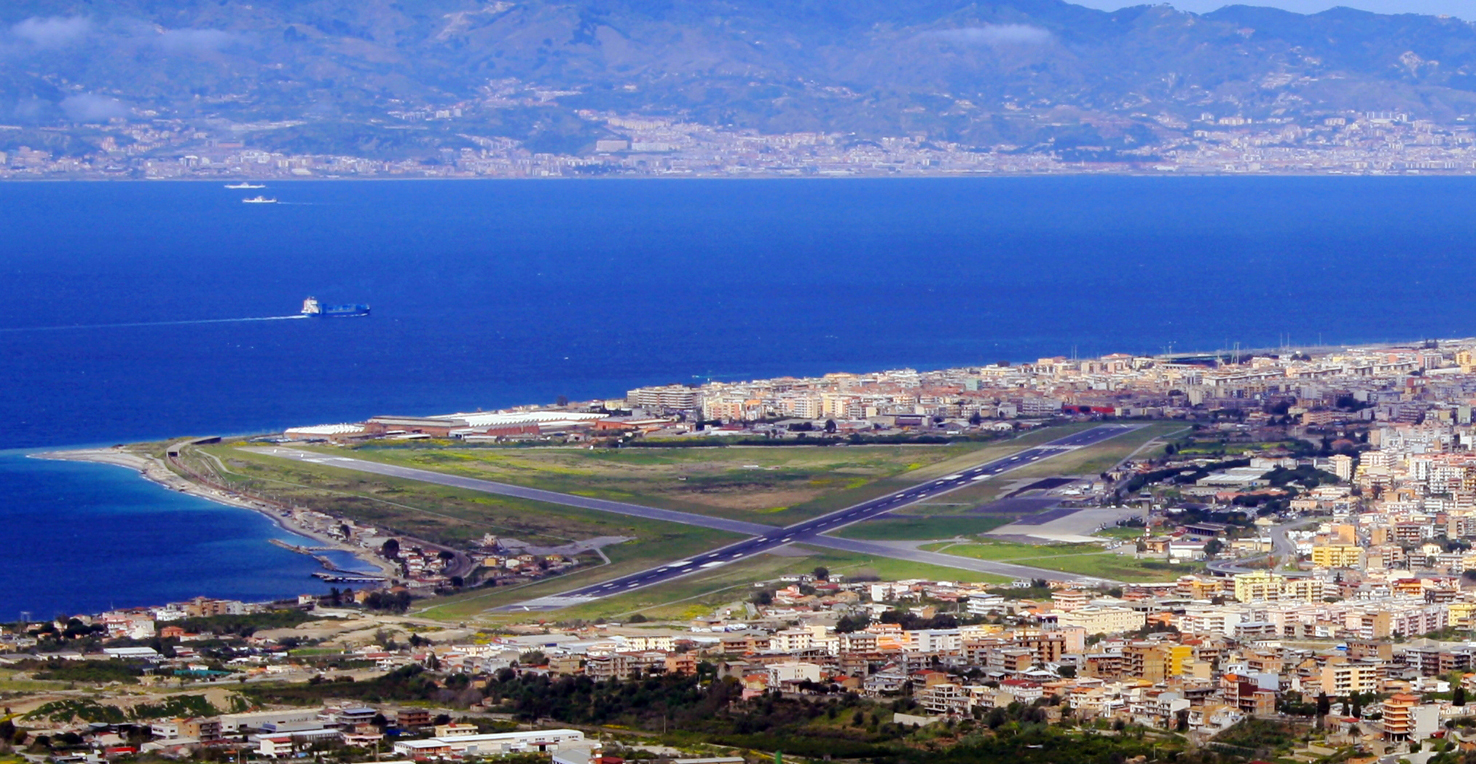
[493,424,1139,610]
[249,424,1140,611]
[242,447,774,537]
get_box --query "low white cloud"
[61,93,129,122]
[12,16,92,49]
[10,98,48,121]
[1072,1,1476,21]
[156,27,238,54]
[922,24,1053,47]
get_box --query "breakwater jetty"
[268,538,386,584]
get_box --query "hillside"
[4,0,1476,166]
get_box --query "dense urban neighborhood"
[7,103,1476,179]
[19,3,1476,764]
[26,336,1476,764]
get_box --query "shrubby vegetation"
[24,695,220,724]
[1119,458,1252,495]
[173,610,316,637]
[25,659,142,684]
[247,665,482,708]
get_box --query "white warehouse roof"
[285,423,367,435]
[436,411,607,427]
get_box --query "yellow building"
[1320,657,1379,697]
[1382,692,1423,740]
[1450,601,1476,629]
[1058,605,1147,635]
[1233,571,1287,602]
[1124,642,1167,681]
[1166,644,1193,676]
[1175,575,1223,600]
[1283,577,1326,602]
[1311,544,1365,569]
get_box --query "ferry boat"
[301,296,370,318]
[225,182,265,189]
[242,196,277,204]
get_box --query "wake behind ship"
[301,297,370,318]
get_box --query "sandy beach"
[33,446,399,581]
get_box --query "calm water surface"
[1,177,1473,615]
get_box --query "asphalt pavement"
[493,423,1140,610]
[241,447,774,536]
[249,424,1141,611]
[1205,518,1317,577]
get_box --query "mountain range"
[5,0,1476,158]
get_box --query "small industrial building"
[392,729,593,761]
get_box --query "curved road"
[1205,518,1317,577]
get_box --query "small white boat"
[242,196,278,204]
[225,182,265,189]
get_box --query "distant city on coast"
[7,105,1470,181]
[10,1,1476,181]
[15,1,1476,763]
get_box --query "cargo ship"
[301,297,370,318]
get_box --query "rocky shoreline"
[32,447,399,581]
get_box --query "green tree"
[1455,686,1467,707]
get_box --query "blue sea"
[2,176,1475,617]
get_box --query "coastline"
[32,446,400,582]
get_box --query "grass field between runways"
[304,424,1106,527]
[921,539,1197,583]
[422,545,1014,623]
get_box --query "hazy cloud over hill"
[5,0,1476,159]
[154,27,240,55]
[60,93,128,122]
[921,25,1053,47]
[10,15,91,49]
[1071,0,1476,20]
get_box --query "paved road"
[250,425,1141,611]
[1206,518,1317,577]
[493,424,1141,610]
[241,447,774,536]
